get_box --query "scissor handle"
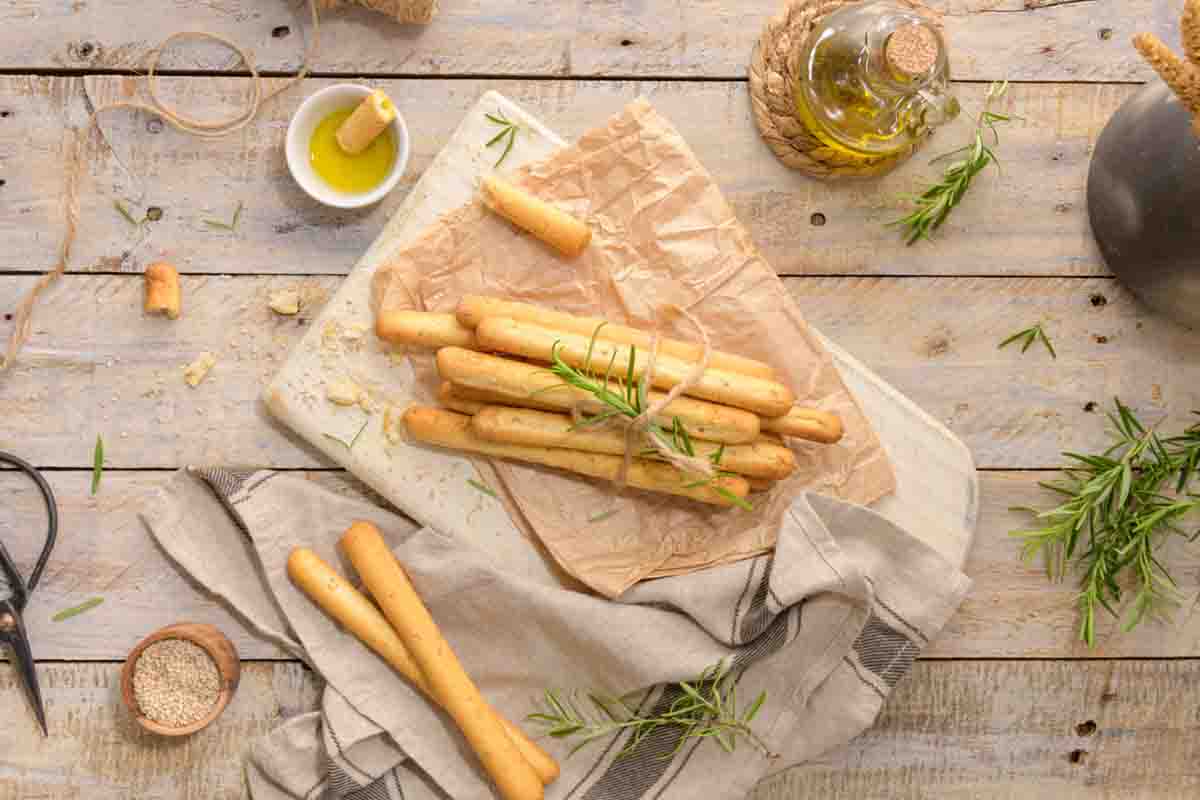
[0,451,57,596]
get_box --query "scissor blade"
[0,600,46,736]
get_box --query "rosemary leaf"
[113,200,139,227]
[467,478,497,498]
[91,435,104,496]
[53,597,104,622]
[484,110,519,167]
[204,200,244,232]
[998,323,1055,359]
[323,418,369,451]
[587,509,619,524]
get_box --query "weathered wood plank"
[0,0,1180,81]
[4,470,1200,660]
[2,274,1197,470]
[4,660,1198,799]
[0,662,318,800]
[759,660,1200,800]
[2,76,1130,278]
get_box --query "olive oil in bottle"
[793,1,958,165]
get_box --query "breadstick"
[144,262,181,319]
[436,347,760,444]
[746,477,776,492]
[475,317,796,418]
[438,381,486,415]
[377,311,476,349]
[286,548,559,785]
[405,406,750,506]
[761,407,844,444]
[444,381,564,414]
[339,522,545,800]
[456,296,776,380]
[472,406,796,480]
[336,89,397,155]
[480,177,591,258]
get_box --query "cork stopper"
[885,23,939,78]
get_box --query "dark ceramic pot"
[1088,81,1200,329]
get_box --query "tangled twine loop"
[571,305,716,487]
[1,0,437,375]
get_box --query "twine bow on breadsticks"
[567,304,719,487]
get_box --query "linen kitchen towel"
[142,468,970,800]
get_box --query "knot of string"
[572,305,715,487]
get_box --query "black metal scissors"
[0,451,58,736]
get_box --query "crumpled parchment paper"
[372,98,895,597]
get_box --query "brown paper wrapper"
[372,99,895,597]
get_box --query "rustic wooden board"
[2,274,1197,471]
[1,76,1133,278]
[4,659,1198,799]
[4,469,1199,660]
[0,0,1179,81]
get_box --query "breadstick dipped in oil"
[455,296,776,380]
[285,548,559,786]
[471,406,797,480]
[474,317,796,418]
[377,311,476,349]
[436,347,760,445]
[336,89,397,155]
[479,177,591,258]
[405,406,750,506]
[339,522,546,800]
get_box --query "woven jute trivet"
[749,0,936,178]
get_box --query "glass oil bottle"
[793,1,959,167]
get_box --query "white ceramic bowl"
[285,84,410,209]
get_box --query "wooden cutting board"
[265,91,978,572]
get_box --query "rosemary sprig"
[528,660,771,759]
[484,110,519,167]
[91,435,104,496]
[204,200,244,232]
[890,81,1012,245]
[467,478,497,498]
[53,597,104,622]
[1011,399,1200,646]
[998,323,1056,359]
[545,327,752,511]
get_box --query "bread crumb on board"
[326,378,363,406]
[382,406,404,444]
[268,288,302,316]
[183,352,217,387]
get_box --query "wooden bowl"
[120,623,241,737]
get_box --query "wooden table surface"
[2,1,1199,798]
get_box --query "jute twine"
[610,306,715,485]
[0,0,435,374]
[748,0,936,178]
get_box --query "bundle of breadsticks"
[289,521,558,800]
[378,295,845,509]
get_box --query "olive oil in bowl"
[309,108,398,194]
